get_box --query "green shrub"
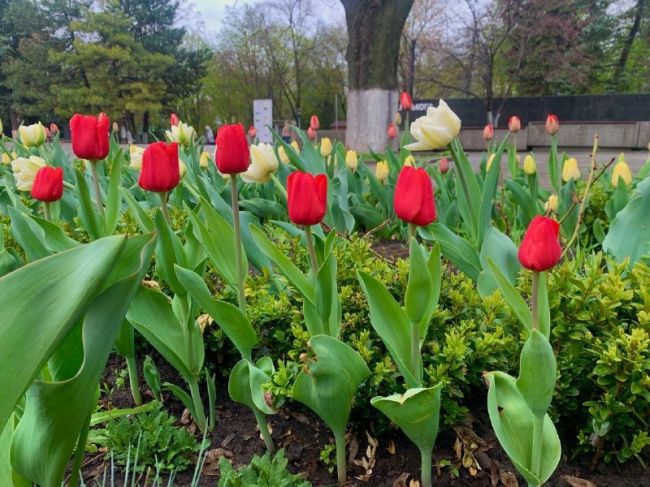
[218,449,311,487]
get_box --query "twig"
[362,218,391,239]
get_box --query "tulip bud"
[287,171,328,226]
[523,154,537,175]
[387,123,397,140]
[394,166,436,226]
[483,124,494,142]
[70,113,110,160]
[179,159,187,178]
[11,155,46,191]
[165,121,196,147]
[562,157,580,182]
[518,216,562,271]
[291,140,300,152]
[215,124,250,174]
[546,114,559,135]
[129,144,144,170]
[405,99,461,151]
[19,122,47,147]
[49,123,59,135]
[611,156,632,187]
[375,161,389,182]
[199,151,211,169]
[242,143,279,183]
[400,91,413,111]
[248,125,257,138]
[170,113,180,127]
[508,116,521,133]
[112,122,120,133]
[31,166,63,202]
[278,146,290,164]
[394,112,402,126]
[309,115,320,131]
[439,157,450,174]
[345,150,358,171]
[138,141,180,193]
[320,137,332,157]
[403,155,415,167]
[1,153,11,165]
[544,194,558,213]
[307,126,317,140]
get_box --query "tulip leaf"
[419,223,481,281]
[10,234,155,486]
[315,253,341,337]
[74,168,102,240]
[228,357,275,415]
[487,372,561,486]
[250,225,314,302]
[478,227,521,297]
[121,187,153,232]
[292,335,370,437]
[517,329,556,417]
[0,236,129,429]
[175,265,257,360]
[405,238,433,327]
[239,211,272,274]
[104,154,123,235]
[422,242,442,338]
[537,272,551,339]
[154,210,187,296]
[487,257,532,331]
[371,384,442,454]
[504,179,540,227]
[357,271,419,388]
[449,138,481,245]
[479,135,508,246]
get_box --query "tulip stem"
[90,161,104,217]
[43,202,51,221]
[125,354,143,406]
[531,413,544,480]
[420,447,433,487]
[270,173,288,202]
[334,431,347,485]
[408,223,417,243]
[253,409,276,454]
[531,271,539,331]
[69,395,95,487]
[230,176,246,313]
[159,192,171,224]
[189,378,207,433]
[305,225,319,279]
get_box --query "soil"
[81,354,649,487]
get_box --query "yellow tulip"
[394,112,402,126]
[129,145,144,170]
[523,154,537,175]
[611,160,632,187]
[1,153,11,165]
[544,194,558,212]
[11,155,46,191]
[403,155,415,167]
[19,122,46,147]
[405,99,461,151]
[320,137,332,157]
[291,140,300,152]
[376,161,389,182]
[179,159,187,178]
[345,150,358,171]
[278,146,290,164]
[562,157,581,182]
[242,143,279,183]
[199,151,211,168]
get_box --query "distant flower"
[387,123,397,140]
[483,124,494,142]
[508,116,521,133]
[523,154,537,175]
[165,120,196,146]
[400,91,413,111]
[309,115,320,130]
[544,194,558,213]
[345,150,358,171]
[242,143,279,183]
[546,114,559,136]
[611,156,632,187]
[19,122,46,147]
[375,161,389,182]
[129,145,144,170]
[562,157,580,182]
[320,137,332,157]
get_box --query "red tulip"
[309,115,320,130]
[508,116,521,133]
[248,125,257,138]
[307,126,317,140]
[170,113,179,127]
[215,124,250,174]
[31,166,63,202]
[70,113,110,161]
[518,216,562,272]
[439,157,450,174]
[138,141,180,193]
[400,91,413,111]
[546,114,559,135]
[49,123,59,135]
[394,166,436,226]
[287,171,327,226]
[387,123,397,139]
[483,123,494,141]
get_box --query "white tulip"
[12,156,46,191]
[241,143,279,183]
[405,99,461,151]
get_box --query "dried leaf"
[563,476,597,487]
[499,471,518,487]
[392,473,410,487]
[388,439,396,455]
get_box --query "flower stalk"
[230,176,246,312]
[90,161,104,217]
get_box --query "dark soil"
[82,354,649,487]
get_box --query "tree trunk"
[612,0,645,89]
[341,0,414,151]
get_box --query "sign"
[253,99,273,143]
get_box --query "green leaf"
[0,236,128,429]
[250,225,314,302]
[449,138,481,245]
[505,180,540,227]
[228,358,275,415]
[74,168,102,240]
[8,207,50,261]
[422,243,442,338]
[121,188,153,232]
[478,227,521,297]
[154,210,186,295]
[486,257,531,331]
[357,272,418,388]
[163,382,195,418]
[537,272,550,339]
[517,330,556,417]
[175,265,257,360]
[419,224,481,281]
[104,155,123,235]
[292,335,370,437]
[479,135,508,245]
[371,384,442,453]
[10,234,155,486]
[547,136,560,193]
[487,372,561,486]
[405,238,433,327]
[315,253,341,337]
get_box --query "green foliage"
[100,409,202,473]
[218,449,311,487]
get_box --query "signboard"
[253,99,273,143]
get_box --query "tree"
[341,0,413,151]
